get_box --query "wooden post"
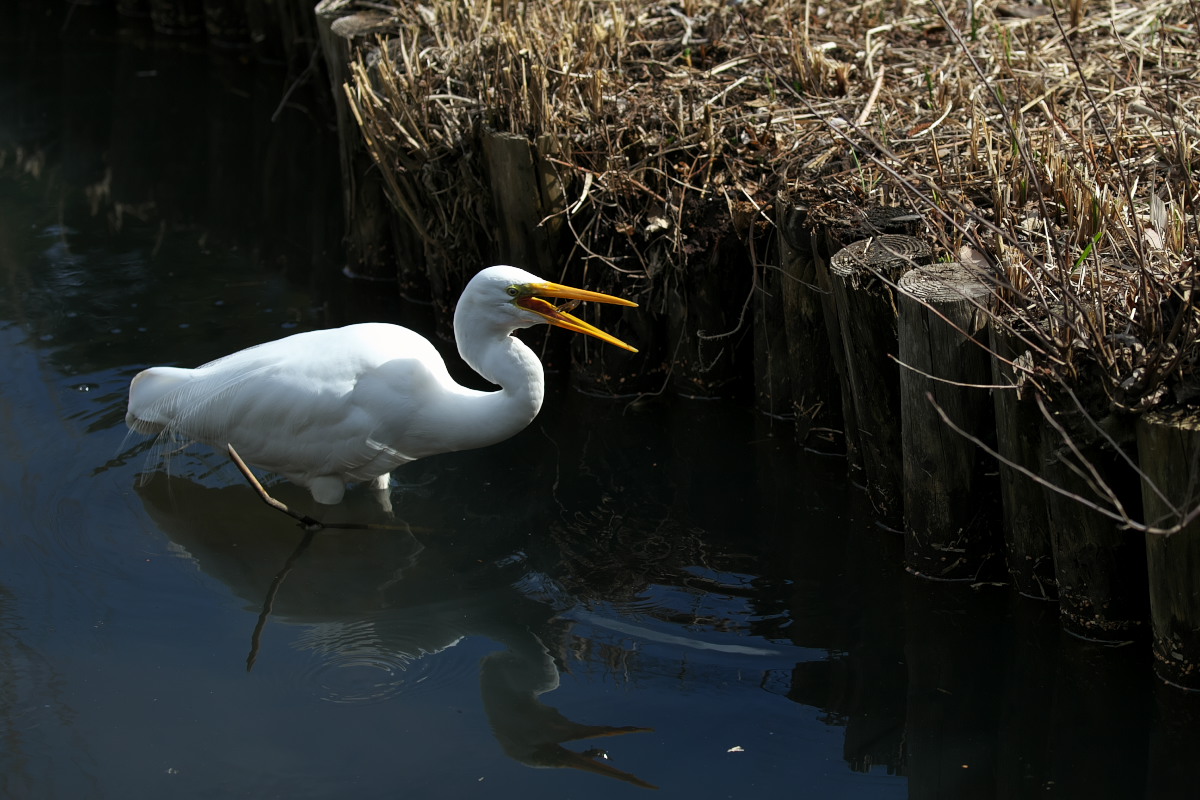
[482,129,569,375]
[828,234,932,528]
[1137,409,1200,689]
[773,200,844,453]
[989,320,1057,600]
[664,207,754,400]
[479,130,659,392]
[315,1,396,282]
[1041,404,1147,642]
[808,229,859,471]
[808,202,924,479]
[481,129,563,278]
[898,262,1000,580]
[753,240,793,420]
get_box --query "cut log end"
[898,261,992,305]
[829,235,932,280]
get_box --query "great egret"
[126,265,638,504]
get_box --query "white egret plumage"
[126,265,637,504]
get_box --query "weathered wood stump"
[773,200,844,452]
[828,234,931,529]
[482,130,564,278]
[316,1,396,282]
[482,130,570,373]
[1137,409,1200,689]
[808,203,924,474]
[1041,402,1147,642]
[664,203,753,399]
[898,262,1000,580]
[989,320,1057,599]
[753,248,793,419]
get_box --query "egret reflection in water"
[135,473,658,789]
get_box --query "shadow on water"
[6,3,1200,799]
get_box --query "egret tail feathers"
[126,367,194,434]
[127,361,277,486]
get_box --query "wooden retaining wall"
[313,2,1200,692]
[327,115,1200,692]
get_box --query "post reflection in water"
[134,472,658,789]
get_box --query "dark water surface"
[4,5,1200,800]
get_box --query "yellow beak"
[517,281,639,353]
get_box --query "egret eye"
[506,286,520,297]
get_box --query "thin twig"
[927,393,1200,535]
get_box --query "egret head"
[462,265,639,352]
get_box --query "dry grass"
[344,0,845,310]
[826,0,1200,420]
[342,0,1200,419]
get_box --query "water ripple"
[289,619,469,705]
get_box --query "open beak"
[516,281,639,353]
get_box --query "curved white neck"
[446,309,545,451]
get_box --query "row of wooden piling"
[312,6,1200,689]
[332,69,1200,688]
[769,203,1200,691]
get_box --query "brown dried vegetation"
[344,0,1200,420]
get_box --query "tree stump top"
[1143,406,1200,431]
[329,12,391,37]
[808,201,923,239]
[829,235,931,285]
[898,261,992,305]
